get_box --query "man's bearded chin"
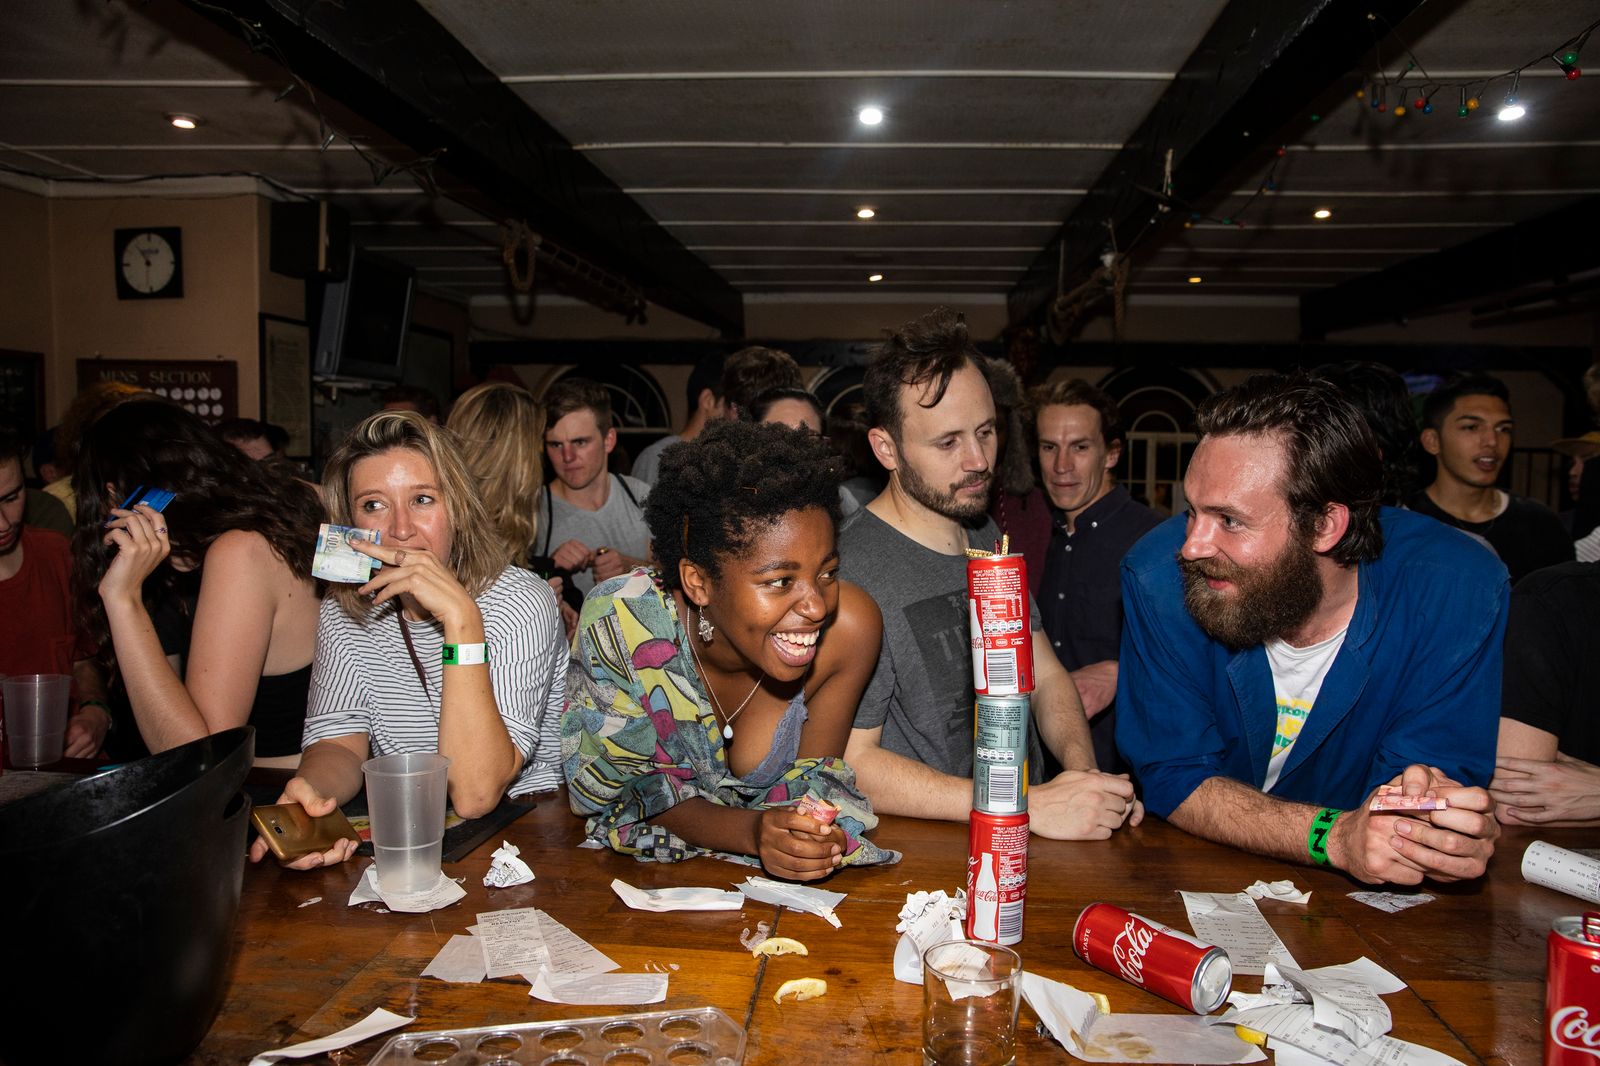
[900,460,991,522]
[1178,534,1324,649]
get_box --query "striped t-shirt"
[303,565,567,795]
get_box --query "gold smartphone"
[250,802,361,863]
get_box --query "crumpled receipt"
[348,864,466,913]
[1244,880,1311,905]
[737,876,846,928]
[484,840,534,888]
[893,889,966,985]
[1226,958,1405,1049]
[1022,972,1264,1063]
[612,878,745,911]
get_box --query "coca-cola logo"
[1553,1006,1600,1059]
[1112,917,1154,985]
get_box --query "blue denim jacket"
[1115,507,1508,818]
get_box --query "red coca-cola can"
[1547,913,1600,1064]
[966,810,1027,946]
[1072,903,1232,1014]
[967,553,1032,695]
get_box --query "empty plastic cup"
[361,752,450,894]
[3,674,72,769]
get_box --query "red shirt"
[0,527,84,677]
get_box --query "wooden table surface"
[187,794,1583,1065]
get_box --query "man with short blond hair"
[538,378,650,594]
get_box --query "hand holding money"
[312,523,383,583]
[1332,765,1498,885]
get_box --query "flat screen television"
[312,249,415,382]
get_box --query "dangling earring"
[697,605,715,644]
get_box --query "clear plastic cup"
[361,752,450,894]
[922,939,1023,1066]
[2,674,73,769]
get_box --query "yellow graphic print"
[1272,698,1312,756]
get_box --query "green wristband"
[1308,807,1342,866]
[442,642,488,666]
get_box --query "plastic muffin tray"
[365,1006,747,1065]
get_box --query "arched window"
[1096,366,1219,518]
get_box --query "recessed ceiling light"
[856,206,876,220]
[858,106,885,126]
[1313,208,1333,220]
[868,273,884,282]
[1497,102,1526,122]
[166,112,201,130]
[1187,276,1203,284]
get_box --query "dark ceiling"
[2,0,1596,337]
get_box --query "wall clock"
[114,227,184,300]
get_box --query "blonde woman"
[250,411,566,869]
[446,382,578,635]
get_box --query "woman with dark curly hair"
[73,399,323,764]
[563,419,897,880]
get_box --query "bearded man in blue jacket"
[1117,373,1504,885]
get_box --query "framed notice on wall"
[0,349,45,442]
[77,358,238,424]
[260,314,312,457]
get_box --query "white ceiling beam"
[505,69,1175,83]
[577,141,1120,151]
[627,187,1088,195]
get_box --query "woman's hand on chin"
[354,540,481,630]
[99,502,172,606]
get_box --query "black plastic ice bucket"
[0,727,254,1065]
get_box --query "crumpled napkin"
[892,889,966,984]
[1244,879,1311,905]
[484,840,534,888]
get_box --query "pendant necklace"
[686,629,764,741]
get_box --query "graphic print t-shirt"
[1262,627,1347,792]
[838,508,1045,780]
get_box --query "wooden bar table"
[188,795,1584,1065]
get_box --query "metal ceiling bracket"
[1008,0,1428,331]
[183,0,743,336]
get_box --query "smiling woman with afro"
[561,418,897,879]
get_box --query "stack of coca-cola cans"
[964,543,1032,947]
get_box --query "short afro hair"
[647,419,843,592]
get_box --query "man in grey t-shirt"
[540,378,651,595]
[838,307,1140,840]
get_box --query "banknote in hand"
[312,523,382,583]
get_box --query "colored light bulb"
[1567,66,1583,81]
[1355,89,1365,100]
[1394,105,1407,115]
[1466,97,1480,110]
[1563,51,1580,65]
[1457,105,1469,116]
[1423,103,1433,114]
[1414,97,1426,108]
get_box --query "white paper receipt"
[1522,841,1600,905]
[1347,891,1436,913]
[1181,891,1298,977]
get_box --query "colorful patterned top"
[562,568,898,867]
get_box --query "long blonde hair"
[446,382,546,565]
[320,411,510,615]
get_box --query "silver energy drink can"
[973,694,1029,814]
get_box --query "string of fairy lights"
[1173,14,1599,231]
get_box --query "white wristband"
[442,642,488,666]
